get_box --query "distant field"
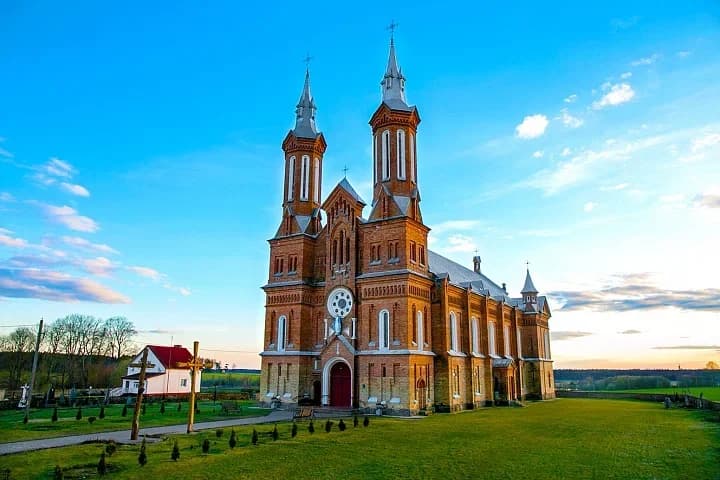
[0,400,269,443]
[2,399,718,479]
[607,386,720,401]
[200,372,260,391]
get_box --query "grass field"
[0,400,269,443]
[607,386,720,401]
[1,399,718,479]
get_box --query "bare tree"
[5,327,35,389]
[105,317,137,359]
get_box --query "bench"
[293,406,315,420]
[220,401,242,415]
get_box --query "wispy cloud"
[676,51,691,58]
[0,192,14,202]
[532,150,544,158]
[652,345,720,350]
[620,72,632,79]
[583,202,597,212]
[128,265,163,280]
[592,83,635,109]
[515,114,549,139]
[0,231,28,248]
[0,137,13,159]
[59,236,119,255]
[631,53,661,66]
[431,220,482,235]
[694,192,720,208]
[552,331,593,341]
[564,94,578,103]
[82,257,115,276]
[558,108,584,128]
[619,329,642,335]
[601,183,630,191]
[60,182,90,197]
[36,203,99,233]
[611,16,639,30]
[0,268,130,303]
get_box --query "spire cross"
[342,165,349,178]
[303,53,313,70]
[387,20,399,41]
[526,260,530,267]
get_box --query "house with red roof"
[121,345,201,397]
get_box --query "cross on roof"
[342,165,349,178]
[303,53,313,70]
[387,20,399,41]
[526,260,530,267]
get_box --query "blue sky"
[1,1,719,368]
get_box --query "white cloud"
[431,220,482,235]
[178,287,192,296]
[0,232,28,248]
[676,51,691,58]
[0,137,12,158]
[60,182,90,197]
[559,108,584,128]
[694,190,720,209]
[40,204,99,233]
[515,114,549,139]
[691,133,720,153]
[533,151,544,158]
[82,257,115,276]
[0,192,14,202]
[61,236,118,255]
[601,183,630,191]
[631,53,661,66]
[592,83,635,109]
[620,72,632,79]
[45,157,74,178]
[584,202,597,212]
[444,234,477,253]
[564,94,578,103]
[561,147,572,157]
[128,265,163,281]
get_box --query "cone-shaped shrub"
[99,406,105,419]
[324,420,333,433]
[23,413,28,424]
[251,428,258,445]
[338,419,346,431]
[202,438,210,454]
[76,407,82,420]
[105,441,117,457]
[272,425,279,441]
[121,404,128,417]
[308,420,315,434]
[52,406,58,422]
[216,428,223,438]
[160,402,166,414]
[138,438,147,466]
[141,403,146,415]
[53,465,63,480]
[171,441,180,461]
[291,422,297,438]
[363,416,369,427]
[177,402,182,412]
[229,429,237,449]
[97,452,107,475]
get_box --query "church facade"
[259,39,555,414]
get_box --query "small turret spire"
[293,67,319,139]
[381,22,408,109]
[521,267,538,294]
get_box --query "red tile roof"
[148,345,193,369]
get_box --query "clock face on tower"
[327,287,354,318]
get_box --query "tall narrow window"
[313,157,320,203]
[488,322,496,355]
[471,317,479,354]
[409,133,415,182]
[373,134,377,184]
[544,330,551,359]
[287,156,295,201]
[397,129,406,179]
[300,155,310,201]
[345,237,350,263]
[379,310,390,350]
[381,130,390,180]
[339,231,344,266]
[277,316,287,351]
[504,325,511,356]
[417,310,424,350]
[449,312,459,352]
[516,327,522,358]
[412,306,417,345]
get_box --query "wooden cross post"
[178,341,203,433]
[129,347,155,440]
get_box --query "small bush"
[105,441,117,457]
[272,425,279,441]
[76,407,82,421]
[88,416,96,424]
[338,419,346,431]
[160,402,166,414]
[177,402,182,412]
[216,428,224,438]
[324,420,333,433]
[291,422,297,438]
[97,452,107,476]
[171,441,180,461]
[308,421,315,434]
[141,403,146,415]
[99,406,105,419]
[121,404,128,417]
[229,429,237,449]
[363,416,369,427]
[52,407,58,423]
[138,438,147,467]
[202,439,210,454]
[53,464,64,480]
[251,428,258,445]
[23,413,28,424]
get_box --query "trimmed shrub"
[338,419,346,431]
[105,441,117,457]
[324,420,333,433]
[97,452,107,476]
[52,407,58,422]
[177,402,182,412]
[99,406,105,419]
[229,429,237,449]
[202,438,210,454]
[23,413,28,424]
[353,415,359,427]
[363,416,369,427]
[88,416,96,424]
[76,407,82,421]
[308,420,315,434]
[272,425,279,441]
[216,428,224,438]
[160,402,166,414]
[291,422,297,438]
[141,403,146,415]
[138,438,147,467]
[251,428,258,445]
[53,465,63,480]
[121,404,128,417]
[171,441,180,461]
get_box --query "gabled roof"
[336,178,366,205]
[147,345,193,369]
[428,250,507,298]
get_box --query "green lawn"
[607,386,720,401]
[0,400,269,443]
[1,399,718,479]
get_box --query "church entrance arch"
[322,357,352,407]
[416,379,427,410]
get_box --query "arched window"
[287,156,295,201]
[313,157,320,202]
[277,316,287,351]
[339,231,344,266]
[396,129,406,179]
[471,317,479,354]
[449,312,459,352]
[381,130,390,180]
[411,306,417,344]
[488,322,496,355]
[379,310,390,350]
[300,155,310,201]
[409,133,415,182]
[345,237,350,264]
[504,324,511,356]
[516,326,522,358]
[417,310,424,350]
[373,134,377,184]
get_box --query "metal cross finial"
[342,165,349,178]
[303,53,313,71]
[526,260,530,268]
[387,20,399,42]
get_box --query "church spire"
[293,69,319,139]
[381,30,409,109]
[521,268,538,294]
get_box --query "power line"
[0,323,38,328]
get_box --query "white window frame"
[488,322,496,356]
[516,326,522,358]
[300,155,310,201]
[277,315,287,351]
[381,130,390,180]
[180,378,188,387]
[287,156,295,201]
[417,310,424,351]
[373,134,377,184]
[396,129,406,179]
[471,317,479,354]
[504,324,511,356]
[409,133,415,182]
[449,311,459,352]
[379,309,390,350]
[313,157,320,203]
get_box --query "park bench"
[220,401,242,415]
[293,406,315,420]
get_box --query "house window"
[379,310,390,350]
[449,312,459,352]
[125,381,129,389]
[488,322,496,355]
[381,130,390,180]
[277,316,287,351]
[133,382,139,389]
[471,317,479,354]
[397,129,406,179]
[287,156,295,201]
[180,378,187,387]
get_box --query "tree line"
[0,315,137,392]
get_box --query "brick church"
[259,37,555,414]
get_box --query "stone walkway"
[0,410,294,456]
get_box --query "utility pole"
[129,347,155,440]
[25,318,44,419]
[178,341,203,433]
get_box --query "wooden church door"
[329,362,351,407]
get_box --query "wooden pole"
[25,318,44,418]
[130,347,149,440]
[187,341,199,433]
